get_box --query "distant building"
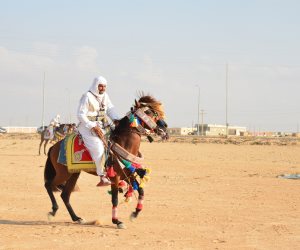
[167,127,196,135]
[196,124,247,136]
[168,124,247,136]
[3,127,38,133]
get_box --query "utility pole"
[200,109,207,136]
[225,63,229,137]
[195,85,200,136]
[197,85,200,136]
[42,72,46,128]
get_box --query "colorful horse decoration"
[44,94,168,229]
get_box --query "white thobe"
[77,91,119,176]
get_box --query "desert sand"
[0,134,299,249]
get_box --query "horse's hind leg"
[44,153,59,217]
[60,172,83,223]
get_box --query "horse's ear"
[135,99,140,108]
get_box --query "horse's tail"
[44,146,56,183]
[44,145,79,192]
[44,146,64,192]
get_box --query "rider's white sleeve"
[107,106,119,121]
[77,94,97,129]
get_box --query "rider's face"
[98,84,106,94]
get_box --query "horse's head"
[134,95,168,139]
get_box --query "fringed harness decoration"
[106,106,159,202]
[111,142,144,164]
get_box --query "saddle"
[58,133,98,173]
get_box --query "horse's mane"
[137,93,165,119]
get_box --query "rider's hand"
[92,126,103,138]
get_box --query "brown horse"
[44,95,168,229]
[39,124,73,155]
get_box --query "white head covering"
[89,76,107,97]
[56,114,60,119]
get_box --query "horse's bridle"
[138,106,168,139]
[126,106,163,139]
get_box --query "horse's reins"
[100,139,136,196]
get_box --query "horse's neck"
[112,118,141,156]
[117,133,141,156]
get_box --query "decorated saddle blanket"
[58,133,99,173]
[44,126,54,140]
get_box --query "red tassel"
[107,166,116,177]
[126,186,134,197]
[118,180,126,187]
[132,162,142,168]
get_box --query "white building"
[3,127,38,133]
[167,127,196,135]
[195,124,247,136]
[168,124,247,136]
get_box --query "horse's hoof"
[117,222,126,229]
[47,212,55,221]
[76,218,86,224]
[129,212,138,222]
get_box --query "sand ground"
[0,135,299,249]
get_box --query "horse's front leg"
[44,140,49,155]
[39,140,43,155]
[111,176,126,229]
[130,187,144,221]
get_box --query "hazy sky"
[1,0,299,132]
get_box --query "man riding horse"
[77,76,119,186]
[44,114,60,142]
[44,75,168,229]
